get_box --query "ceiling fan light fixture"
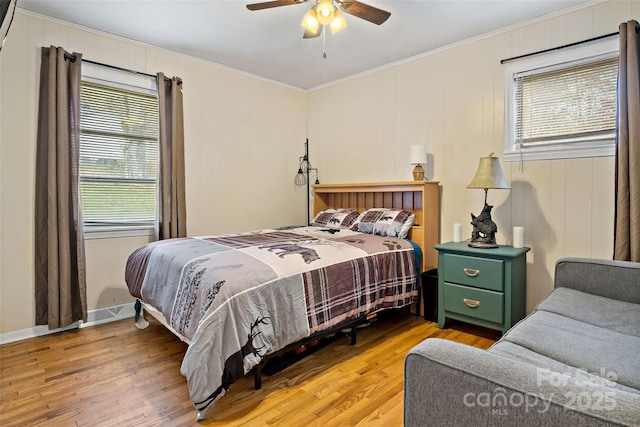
[316,0,335,25]
[301,7,320,33]
[329,9,347,34]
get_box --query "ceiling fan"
[246,0,391,39]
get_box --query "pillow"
[311,208,359,229]
[351,208,415,238]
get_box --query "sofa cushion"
[499,310,640,391]
[489,341,640,396]
[537,287,640,337]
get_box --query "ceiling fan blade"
[303,25,322,39]
[246,0,307,11]
[338,0,390,25]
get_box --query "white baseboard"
[0,302,136,345]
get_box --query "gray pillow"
[311,208,360,228]
[351,208,415,238]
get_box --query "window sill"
[504,143,615,162]
[84,226,154,240]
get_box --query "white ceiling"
[18,0,597,90]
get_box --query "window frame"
[503,36,619,162]
[80,63,158,239]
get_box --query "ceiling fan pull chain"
[322,28,327,59]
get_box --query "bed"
[125,181,440,420]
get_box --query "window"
[504,37,619,161]
[80,63,158,237]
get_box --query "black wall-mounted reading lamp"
[294,139,320,225]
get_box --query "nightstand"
[434,242,529,334]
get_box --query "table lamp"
[410,145,427,181]
[466,153,510,248]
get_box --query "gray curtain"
[35,46,87,329]
[156,73,187,239]
[614,20,640,262]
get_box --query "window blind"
[514,56,618,147]
[79,81,159,227]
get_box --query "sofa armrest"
[554,257,640,304]
[404,338,640,426]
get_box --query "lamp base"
[469,202,498,249]
[412,164,425,181]
[468,241,499,249]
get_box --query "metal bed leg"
[254,363,262,390]
[350,327,357,345]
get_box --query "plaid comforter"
[125,226,417,418]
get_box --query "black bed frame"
[253,308,391,389]
[135,300,416,391]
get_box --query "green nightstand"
[434,242,530,334]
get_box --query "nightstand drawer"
[443,283,503,324]
[443,254,503,291]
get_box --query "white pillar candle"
[453,223,462,243]
[513,226,524,248]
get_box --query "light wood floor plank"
[0,310,499,426]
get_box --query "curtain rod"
[500,31,619,64]
[84,58,158,79]
[63,52,157,79]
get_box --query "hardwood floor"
[0,310,500,427]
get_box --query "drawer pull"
[463,268,480,277]
[463,298,481,308]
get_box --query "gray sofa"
[405,257,640,426]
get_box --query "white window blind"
[79,80,159,229]
[514,56,618,148]
[503,36,619,161]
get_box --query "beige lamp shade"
[316,0,335,25]
[301,7,320,33]
[410,144,428,165]
[467,154,510,190]
[329,9,347,33]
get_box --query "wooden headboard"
[312,181,440,271]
